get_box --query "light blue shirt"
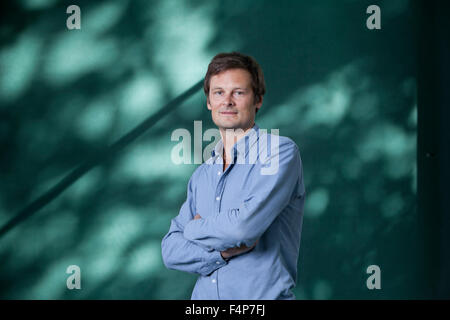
[161,124,305,299]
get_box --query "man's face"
[207,68,262,131]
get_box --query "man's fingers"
[222,239,259,259]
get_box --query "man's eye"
[235,91,244,95]
[214,91,223,95]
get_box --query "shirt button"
[216,196,220,201]
[212,279,216,283]
[217,171,221,175]
[216,261,221,265]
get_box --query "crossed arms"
[193,213,258,260]
[161,140,303,276]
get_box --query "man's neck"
[219,123,254,168]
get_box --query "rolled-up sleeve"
[183,140,304,251]
[161,171,228,276]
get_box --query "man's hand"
[192,214,258,260]
[220,240,258,260]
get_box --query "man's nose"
[223,92,234,106]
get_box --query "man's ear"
[255,96,263,112]
[207,97,212,110]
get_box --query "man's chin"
[219,125,239,130]
[217,124,243,131]
[213,119,240,130]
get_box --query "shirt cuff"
[199,250,228,276]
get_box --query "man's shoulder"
[189,161,210,183]
[258,131,300,155]
[278,135,300,151]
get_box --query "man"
[161,52,305,299]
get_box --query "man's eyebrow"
[211,86,248,90]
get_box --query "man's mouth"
[220,111,238,115]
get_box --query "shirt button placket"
[215,173,224,212]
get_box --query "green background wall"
[0,0,422,299]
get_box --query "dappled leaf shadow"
[0,0,419,299]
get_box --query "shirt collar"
[211,123,260,160]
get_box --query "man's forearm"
[194,214,257,259]
[161,219,227,276]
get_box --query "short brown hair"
[204,52,265,104]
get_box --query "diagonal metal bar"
[0,79,204,239]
